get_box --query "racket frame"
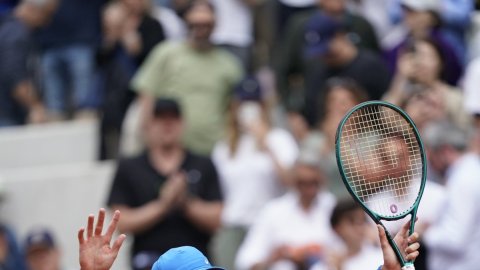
[335,101,427,268]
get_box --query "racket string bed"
[339,105,423,218]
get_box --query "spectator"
[422,121,480,270]
[383,38,470,130]
[23,228,61,270]
[107,98,223,270]
[98,0,166,159]
[384,0,463,86]
[0,0,57,127]
[129,0,243,156]
[300,78,368,197]
[277,0,380,121]
[388,0,473,64]
[235,158,337,270]
[35,0,104,120]
[310,199,383,270]
[280,13,389,128]
[0,224,27,270]
[211,76,298,270]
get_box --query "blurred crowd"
[1,0,480,269]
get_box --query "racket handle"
[401,265,415,270]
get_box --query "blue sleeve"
[440,0,473,29]
[377,266,383,270]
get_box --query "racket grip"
[401,265,415,270]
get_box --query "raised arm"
[78,208,126,270]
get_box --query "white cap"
[401,0,440,12]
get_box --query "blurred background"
[0,0,480,269]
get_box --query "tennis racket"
[335,101,426,270]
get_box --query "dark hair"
[330,199,362,227]
[417,37,446,81]
[182,0,215,19]
[317,77,369,123]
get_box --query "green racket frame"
[335,101,427,268]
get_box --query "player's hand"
[378,221,420,270]
[78,208,126,270]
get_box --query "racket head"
[335,101,427,221]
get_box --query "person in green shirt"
[131,0,243,155]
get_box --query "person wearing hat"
[106,98,223,270]
[24,228,61,270]
[210,76,298,270]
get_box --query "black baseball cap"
[153,98,182,117]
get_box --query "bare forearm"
[184,200,222,233]
[111,202,169,234]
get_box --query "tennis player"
[77,209,420,270]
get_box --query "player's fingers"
[406,251,420,261]
[408,232,419,244]
[87,214,95,239]
[399,217,419,237]
[106,210,121,240]
[78,228,85,245]
[95,208,106,236]
[377,225,389,249]
[405,242,420,254]
[112,234,126,254]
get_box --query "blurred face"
[334,209,368,248]
[185,4,215,44]
[412,41,442,84]
[404,91,445,130]
[146,114,183,148]
[325,86,358,117]
[294,164,323,204]
[103,3,127,36]
[31,0,58,27]
[403,8,436,35]
[323,34,349,66]
[236,101,263,131]
[27,248,60,270]
[319,0,345,15]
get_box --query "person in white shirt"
[211,76,299,270]
[422,121,480,270]
[234,157,337,270]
